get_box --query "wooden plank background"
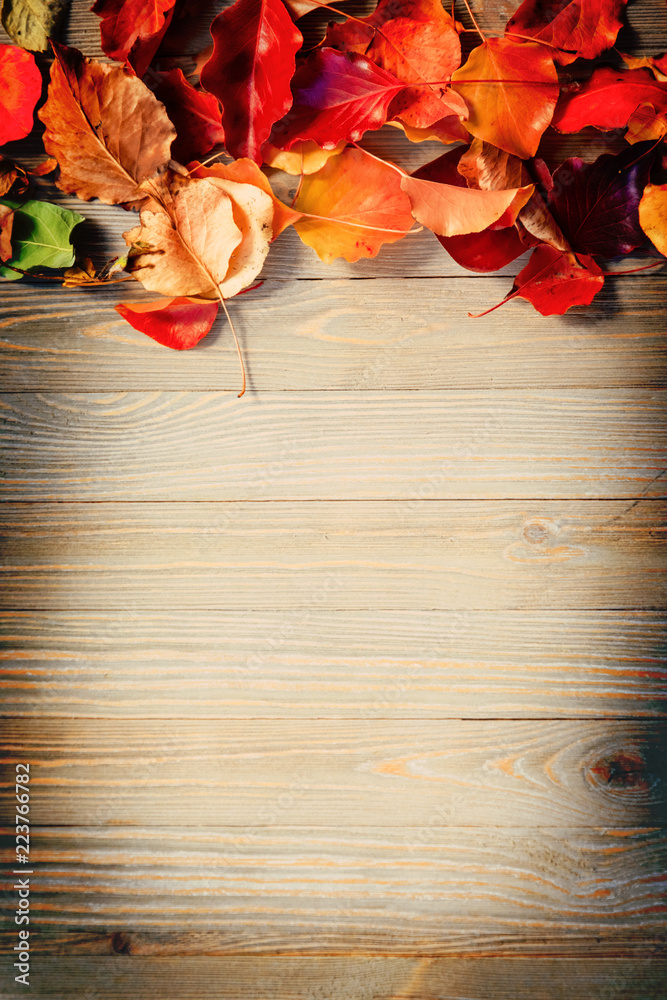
[1,0,667,997]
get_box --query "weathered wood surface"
[2,390,666,501]
[1,0,666,992]
[3,956,667,999]
[1,719,665,826]
[2,278,666,392]
[0,828,665,946]
[1,501,664,610]
[1,611,664,719]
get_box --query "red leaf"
[200,0,302,163]
[151,69,225,163]
[325,0,466,129]
[91,0,177,78]
[506,0,628,66]
[272,48,402,149]
[0,45,42,147]
[553,67,667,132]
[116,297,219,350]
[512,245,604,315]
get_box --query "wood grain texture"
[1,278,665,392]
[0,828,665,946]
[1,501,665,611]
[2,957,667,999]
[2,391,666,501]
[1,720,665,826]
[1,611,665,719]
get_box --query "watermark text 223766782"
[13,763,32,987]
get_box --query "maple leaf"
[0,198,83,279]
[638,183,667,257]
[271,48,403,149]
[123,170,273,299]
[452,38,558,159]
[403,149,533,238]
[188,157,300,239]
[0,44,42,146]
[116,297,219,349]
[509,245,605,315]
[506,0,628,66]
[325,0,466,129]
[199,0,302,164]
[553,67,667,133]
[39,43,176,207]
[151,69,225,163]
[2,0,70,52]
[547,143,656,258]
[292,145,414,263]
[91,0,177,79]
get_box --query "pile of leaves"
[1,0,667,388]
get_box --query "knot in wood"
[588,749,651,792]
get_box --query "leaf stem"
[460,0,485,42]
[218,292,246,398]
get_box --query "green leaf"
[1,0,70,51]
[0,199,84,281]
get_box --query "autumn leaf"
[0,203,14,260]
[188,157,300,239]
[403,149,533,238]
[2,0,69,51]
[91,0,177,79]
[626,103,667,144]
[261,139,346,175]
[0,44,42,146]
[151,69,225,163]
[272,48,403,149]
[506,0,628,66]
[283,0,348,16]
[452,38,558,159]
[553,67,667,133]
[457,139,533,227]
[116,297,219,349]
[292,145,414,263]
[638,183,667,257]
[620,52,667,83]
[509,245,604,315]
[200,0,302,163]
[123,170,273,299]
[39,43,176,206]
[410,146,530,270]
[0,198,83,279]
[547,143,656,258]
[325,0,466,129]
[389,116,469,144]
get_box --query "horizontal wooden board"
[1,501,665,611]
[2,390,666,501]
[2,278,666,392]
[1,720,665,826]
[1,611,665,719]
[2,956,667,1000]
[0,828,665,950]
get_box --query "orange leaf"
[401,168,533,238]
[0,45,42,146]
[123,171,273,299]
[293,146,414,263]
[261,139,346,175]
[39,43,175,207]
[638,183,667,257]
[452,38,558,159]
[189,157,301,239]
